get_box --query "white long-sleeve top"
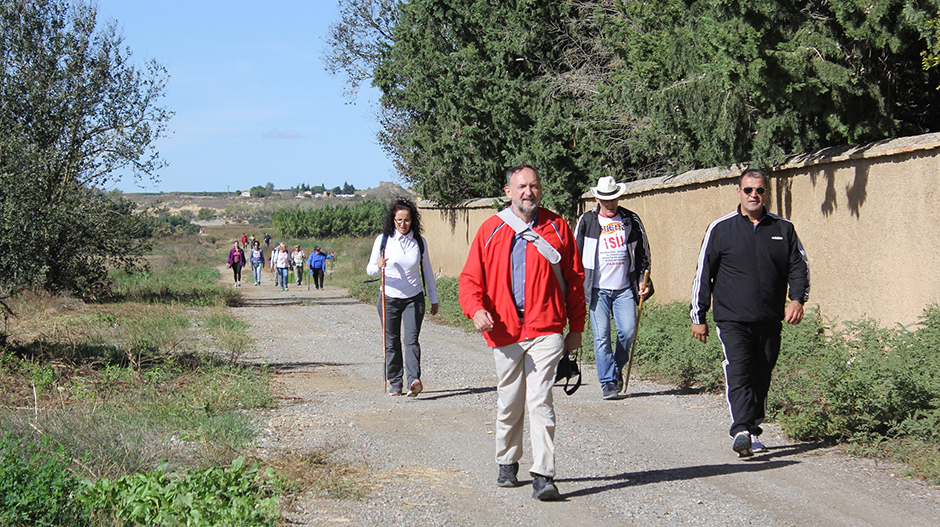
[273,249,290,269]
[367,230,439,304]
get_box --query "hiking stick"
[380,250,387,393]
[624,269,650,394]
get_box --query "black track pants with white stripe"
[716,320,782,438]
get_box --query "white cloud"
[262,128,302,139]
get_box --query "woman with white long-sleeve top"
[367,198,439,397]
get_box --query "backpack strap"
[496,207,566,299]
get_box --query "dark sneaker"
[531,474,561,501]
[497,462,519,487]
[407,379,423,397]
[750,434,767,453]
[614,373,624,394]
[732,430,753,458]
[388,385,403,396]
[602,382,620,400]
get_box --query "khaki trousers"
[492,333,564,478]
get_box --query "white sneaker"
[750,434,767,453]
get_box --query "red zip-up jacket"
[459,207,586,348]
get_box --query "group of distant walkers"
[226,231,333,290]
[223,164,810,503]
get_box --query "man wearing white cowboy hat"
[574,176,653,399]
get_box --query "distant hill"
[125,182,415,225]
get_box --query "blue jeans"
[589,287,637,385]
[277,267,289,289]
[252,263,262,284]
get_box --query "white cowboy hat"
[591,176,627,200]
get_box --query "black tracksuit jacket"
[691,207,810,324]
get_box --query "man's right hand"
[691,323,709,344]
[472,309,494,332]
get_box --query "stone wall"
[418,132,940,326]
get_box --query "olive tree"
[0,0,171,300]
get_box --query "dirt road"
[229,278,940,526]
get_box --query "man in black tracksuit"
[690,168,810,458]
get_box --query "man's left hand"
[564,332,582,352]
[785,300,804,325]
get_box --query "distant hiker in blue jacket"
[307,246,334,290]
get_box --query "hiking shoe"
[407,379,423,397]
[388,385,402,396]
[614,373,624,393]
[732,430,753,458]
[531,474,561,501]
[602,382,620,400]
[750,434,767,453]
[497,462,519,487]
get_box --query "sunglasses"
[741,186,766,195]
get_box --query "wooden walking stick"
[380,250,387,393]
[624,269,650,394]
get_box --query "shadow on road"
[417,386,497,400]
[561,459,800,497]
[750,440,834,461]
[238,293,362,308]
[265,361,358,373]
[626,386,709,398]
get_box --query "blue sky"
[97,1,396,193]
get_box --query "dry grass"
[259,446,367,501]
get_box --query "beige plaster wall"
[418,132,940,326]
[418,198,498,279]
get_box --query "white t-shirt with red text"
[595,214,631,291]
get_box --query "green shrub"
[78,456,279,527]
[196,207,216,221]
[0,434,87,527]
[770,306,940,445]
[633,300,724,390]
[273,200,386,238]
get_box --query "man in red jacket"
[459,164,586,501]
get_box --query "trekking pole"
[380,250,387,393]
[624,269,650,394]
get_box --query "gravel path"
[228,277,940,526]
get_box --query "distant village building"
[240,190,251,197]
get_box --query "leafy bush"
[78,456,279,527]
[0,434,87,527]
[151,213,200,236]
[273,200,386,238]
[250,185,274,198]
[771,306,940,444]
[632,300,724,391]
[197,207,217,221]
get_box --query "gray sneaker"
[602,382,621,400]
[497,462,519,487]
[750,434,767,453]
[732,430,753,458]
[532,474,561,501]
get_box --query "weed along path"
[228,280,940,526]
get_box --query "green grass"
[0,228,284,525]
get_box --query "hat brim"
[592,183,627,200]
